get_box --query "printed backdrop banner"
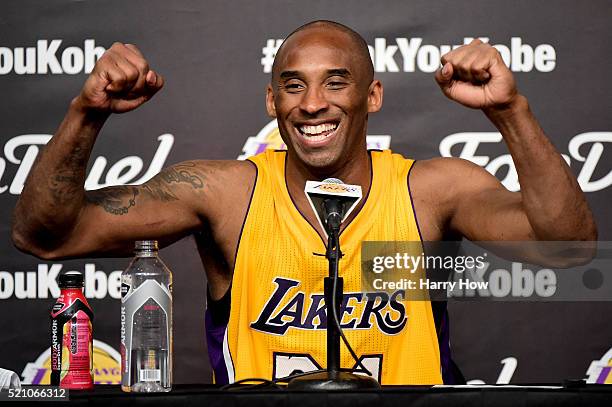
[1,0,610,385]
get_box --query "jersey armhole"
[406,160,424,243]
[206,283,231,326]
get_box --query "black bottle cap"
[58,271,84,288]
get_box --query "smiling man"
[12,20,596,385]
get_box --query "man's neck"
[284,149,372,238]
[285,149,372,193]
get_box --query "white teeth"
[299,122,337,136]
[306,134,327,141]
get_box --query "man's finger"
[107,54,140,94]
[146,70,156,86]
[143,69,164,97]
[435,62,453,86]
[472,69,491,82]
[441,43,471,67]
[122,44,150,77]
[105,44,150,95]
[103,68,129,93]
[124,43,145,59]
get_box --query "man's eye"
[327,81,347,89]
[284,83,303,91]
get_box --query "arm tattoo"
[85,161,207,216]
[48,146,89,205]
[86,186,139,215]
[159,163,205,189]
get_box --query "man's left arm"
[434,39,597,243]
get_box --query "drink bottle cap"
[58,271,84,288]
[135,240,159,251]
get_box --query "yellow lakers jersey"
[205,149,443,385]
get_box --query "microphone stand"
[288,209,380,390]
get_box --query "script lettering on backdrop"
[439,132,612,192]
[0,134,174,194]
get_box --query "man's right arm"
[11,42,234,259]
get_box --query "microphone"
[292,179,379,390]
[304,178,362,237]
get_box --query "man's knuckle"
[127,43,141,52]
[127,68,140,82]
[137,60,149,74]
[100,49,114,61]
[488,48,501,58]
[117,71,128,83]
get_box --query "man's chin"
[293,150,343,175]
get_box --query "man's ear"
[266,84,277,117]
[367,80,383,113]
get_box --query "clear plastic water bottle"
[120,240,172,392]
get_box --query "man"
[12,21,596,384]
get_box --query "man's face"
[267,28,382,171]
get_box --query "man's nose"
[299,87,329,115]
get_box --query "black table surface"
[47,383,612,406]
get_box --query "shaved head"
[265,19,383,173]
[271,20,374,85]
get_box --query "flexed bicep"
[85,161,206,215]
[19,161,210,259]
[70,161,210,256]
[445,158,533,241]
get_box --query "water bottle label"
[121,274,132,298]
[52,302,64,313]
[121,283,130,298]
[120,279,172,388]
[139,369,161,382]
[51,309,93,388]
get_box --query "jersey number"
[272,352,383,382]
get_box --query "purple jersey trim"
[432,302,465,384]
[205,308,229,384]
[597,366,611,384]
[437,307,453,382]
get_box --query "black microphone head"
[320,179,344,232]
[304,178,362,237]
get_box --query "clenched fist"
[77,42,164,114]
[435,39,517,110]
